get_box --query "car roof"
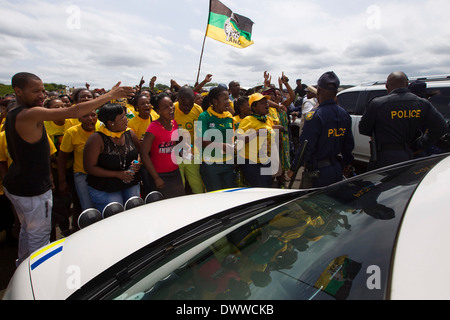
[338,75,450,95]
[390,155,450,299]
[23,188,297,300]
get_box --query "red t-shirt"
[146,120,179,173]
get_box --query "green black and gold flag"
[314,255,362,300]
[206,0,254,49]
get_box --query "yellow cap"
[248,93,271,106]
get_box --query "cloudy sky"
[1,0,450,90]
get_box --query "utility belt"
[305,156,340,171]
[302,156,340,184]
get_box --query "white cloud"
[0,0,449,90]
[0,35,31,61]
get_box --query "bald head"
[177,85,195,114]
[178,85,194,99]
[386,72,409,93]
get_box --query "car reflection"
[109,158,440,300]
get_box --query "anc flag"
[206,0,254,49]
[314,255,362,300]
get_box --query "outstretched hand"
[280,72,289,83]
[110,82,135,100]
[264,71,272,87]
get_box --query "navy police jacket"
[296,99,354,168]
[359,88,447,152]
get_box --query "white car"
[337,76,450,163]
[4,153,450,300]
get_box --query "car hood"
[5,188,297,300]
[390,156,450,299]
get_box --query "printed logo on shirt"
[183,122,194,131]
[328,128,347,138]
[305,111,315,121]
[218,123,233,129]
[391,109,421,120]
[159,141,176,154]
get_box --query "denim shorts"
[87,184,140,214]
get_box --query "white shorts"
[4,188,53,266]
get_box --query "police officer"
[359,72,447,169]
[289,71,354,188]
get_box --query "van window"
[359,90,388,114]
[367,89,388,102]
[428,87,450,120]
[337,92,359,114]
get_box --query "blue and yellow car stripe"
[209,187,250,193]
[30,238,66,270]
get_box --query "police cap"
[317,71,340,91]
[408,80,427,98]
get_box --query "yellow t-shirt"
[233,115,246,130]
[0,131,11,169]
[268,106,280,125]
[236,115,275,163]
[174,102,203,146]
[229,99,235,114]
[48,135,57,156]
[44,120,74,168]
[128,115,151,141]
[59,124,95,174]
[44,121,73,146]
[0,131,8,195]
[150,109,160,121]
[67,118,80,128]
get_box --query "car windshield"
[96,156,443,301]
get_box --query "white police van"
[337,75,450,164]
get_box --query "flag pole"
[196,0,212,85]
[196,34,207,86]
